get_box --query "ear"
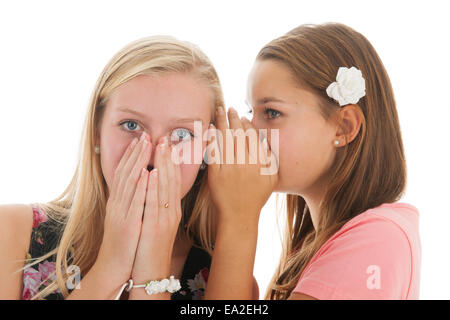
[334,104,364,145]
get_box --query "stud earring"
[94,145,100,154]
[334,140,340,146]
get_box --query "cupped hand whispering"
[206,106,279,229]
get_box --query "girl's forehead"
[106,74,214,120]
[248,61,297,97]
[112,74,211,102]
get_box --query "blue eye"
[170,128,194,142]
[120,120,141,132]
[264,108,281,119]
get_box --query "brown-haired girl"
[205,23,421,300]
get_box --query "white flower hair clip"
[326,66,366,107]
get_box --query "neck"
[299,180,328,232]
[299,168,335,232]
[302,194,321,231]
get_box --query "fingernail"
[217,106,224,115]
[229,107,237,114]
[140,131,146,142]
[262,137,268,146]
[131,137,138,148]
[159,144,167,155]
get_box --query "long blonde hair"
[19,35,224,299]
[259,23,407,299]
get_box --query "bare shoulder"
[0,204,35,254]
[0,203,34,230]
[0,204,35,299]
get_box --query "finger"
[115,137,138,174]
[215,106,228,132]
[174,155,182,222]
[112,134,149,220]
[227,107,244,130]
[241,117,257,164]
[166,145,179,224]
[121,135,152,215]
[126,167,149,223]
[116,133,149,200]
[110,137,138,199]
[155,139,169,212]
[227,108,245,163]
[143,168,158,226]
[215,106,228,165]
[206,123,221,170]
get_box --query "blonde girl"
[0,35,225,300]
[205,23,421,300]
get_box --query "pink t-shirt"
[292,202,421,299]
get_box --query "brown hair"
[258,23,407,299]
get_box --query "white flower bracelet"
[114,276,181,300]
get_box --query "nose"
[146,132,168,171]
[147,147,155,171]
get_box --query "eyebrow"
[173,118,203,124]
[117,107,203,123]
[257,97,286,104]
[118,107,147,118]
[245,97,288,112]
[245,97,286,106]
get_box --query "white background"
[0,0,449,299]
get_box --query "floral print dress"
[21,204,211,300]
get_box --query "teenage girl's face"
[247,59,338,197]
[98,73,213,199]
